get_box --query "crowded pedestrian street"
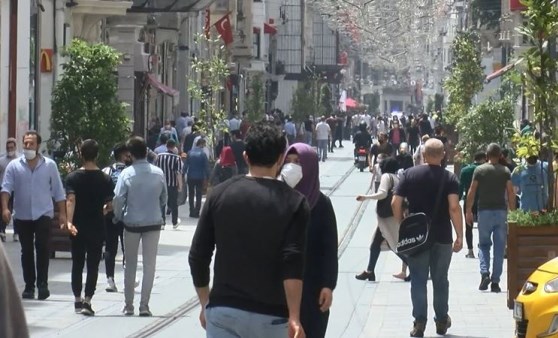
[0,146,514,338]
[2,1,557,337]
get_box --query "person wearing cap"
[155,139,183,228]
[0,138,19,242]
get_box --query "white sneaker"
[13,234,18,242]
[106,277,118,292]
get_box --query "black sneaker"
[74,300,83,314]
[410,321,426,337]
[479,273,491,291]
[22,287,34,300]
[81,302,95,316]
[491,282,501,293]
[435,315,452,335]
[37,283,50,300]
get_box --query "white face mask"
[23,149,37,160]
[280,163,303,188]
[7,151,15,157]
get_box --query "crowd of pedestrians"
[0,111,546,338]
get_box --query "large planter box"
[50,208,71,257]
[507,222,558,308]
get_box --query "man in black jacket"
[189,122,310,338]
[353,122,372,164]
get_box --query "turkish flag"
[204,9,211,38]
[214,14,234,45]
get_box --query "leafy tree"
[321,85,333,116]
[363,91,380,113]
[426,97,435,113]
[444,31,485,126]
[188,34,230,155]
[291,80,320,122]
[499,69,522,101]
[456,99,514,163]
[517,0,558,209]
[50,39,130,176]
[245,73,265,122]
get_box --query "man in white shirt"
[229,114,241,132]
[377,117,387,136]
[315,116,331,162]
[0,138,18,242]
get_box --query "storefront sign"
[40,49,53,73]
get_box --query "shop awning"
[345,98,358,108]
[485,58,524,83]
[147,73,178,97]
[254,23,277,35]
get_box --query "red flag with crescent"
[214,13,234,45]
[204,9,211,38]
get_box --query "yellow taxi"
[515,257,558,338]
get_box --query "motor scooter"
[357,147,368,172]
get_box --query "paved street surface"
[4,145,515,337]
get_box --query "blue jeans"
[305,131,313,146]
[205,306,288,338]
[477,209,508,283]
[317,139,328,160]
[407,243,453,323]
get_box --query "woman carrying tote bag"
[355,157,410,282]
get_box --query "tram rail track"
[130,162,371,338]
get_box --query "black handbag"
[396,171,447,257]
[376,175,394,218]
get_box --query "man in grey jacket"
[113,136,167,317]
[0,241,29,338]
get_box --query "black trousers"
[165,186,179,225]
[71,234,103,298]
[464,202,476,250]
[301,285,330,338]
[188,178,204,215]
[104,214,124,278]
[0,195,16,234]
[15,216,51,288]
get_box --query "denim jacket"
[186,148,210,180]
[113,159,167,229]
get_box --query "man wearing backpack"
[102,143,132,292]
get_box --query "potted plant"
[506,0,558,308]
[49,39,131,256]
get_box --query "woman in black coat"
[281,143,338,338]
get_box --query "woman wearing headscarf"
[210,146,238,186]
[280,143,338,338]
[355,156,410,282]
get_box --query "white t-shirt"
[315,122,331,140]
[363,114,372,128]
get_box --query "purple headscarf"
[285,143,320,208]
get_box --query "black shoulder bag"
[376,175,394,218]
[396,170,447,257]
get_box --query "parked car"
[514,257,558,338]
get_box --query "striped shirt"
[155,152,184,187]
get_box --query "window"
[277,0,303,73]
[253,31,260,58]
